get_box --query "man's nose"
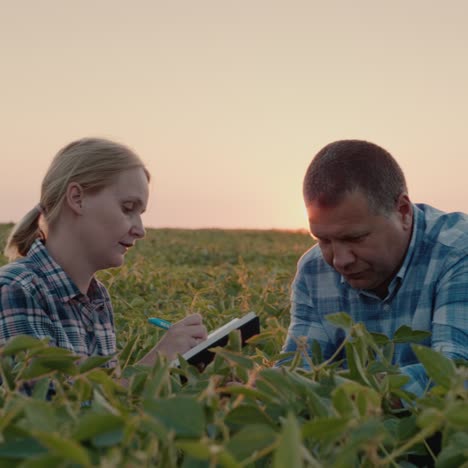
[332,242,355,271]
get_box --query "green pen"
[148,317,172,330]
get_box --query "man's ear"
[65,182,84,215]
[396,193,413,230]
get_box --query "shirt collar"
[392,203,421,282]
[27,239,100,303]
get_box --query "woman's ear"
[65,182,84,215]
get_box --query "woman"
[0,137,206,366]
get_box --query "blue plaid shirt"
[0,239,116,361]
[281,204,468,397]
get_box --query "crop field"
[0,223,467,467]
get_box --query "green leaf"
[30,346,76,358]
[369,332,390,346]
[304,389,331,418]
[226,405,275,427]
[347,420,386,448]
[78,355,113,373]
[211,347,254,369]
[23,360,76,379]
[325,312,354,329]
[396,415,418,441]
[302,417,349,441]
[33,432,91,466]
[0,400,26,432]
[332,386,354,417]
[0,358,16,390]
[139,416,169,440]
[31,378,52,400]
[227,329,242,352]
[86,368,114,385]
[141,361,172,399]
[226,424,276,462]
[92,429,124,448]
[73,413,125,441]
[332,380,381,420]
[176,441,211,460]
[215,451,241,468]
[257,368,318,402]
[118,332,139,365]
[393,326,431,343]
[445,402,468,429]
[177,441,240,468]
[24,401,58,433]
[436,432,468,468]
[436,446,468,468]
[0,459,20,468]
[411,344,456,389]
[273,412,302,468]
[0,439,46,459]
[348,344,371,386]
[180,455,213,468]
[145,396,205,438]
[382,341,395,363]
[311,340,323,364]
[282,370,321,395]
[1,335,46,356]
[217,385,274,403]
[367,361,392,374]
[16,454,63,468]
[416,408,444,431]
[386,373,410,390]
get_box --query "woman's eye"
[122,203,134,213]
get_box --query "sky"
[1,1,467,230]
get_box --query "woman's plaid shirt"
[0,239,116,360]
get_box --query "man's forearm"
[399,362,429,399]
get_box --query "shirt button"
[383,304,391,312]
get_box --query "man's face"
[307,190,413,297]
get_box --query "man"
[281,139,468,398]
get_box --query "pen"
[148,317,172,330]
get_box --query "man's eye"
[122,203,134,213]
[353,235,367,242]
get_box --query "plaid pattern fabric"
[0,239,116,362]
[281,204,468,397]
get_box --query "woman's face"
[77,167,149,271]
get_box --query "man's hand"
[375,372,404,410]
[139,314,208,365]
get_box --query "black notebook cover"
[173,312,260,368]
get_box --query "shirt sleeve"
[401,254,468,397]
[278,262,335,368]
[432,255,468,359]
[0,282,55,346]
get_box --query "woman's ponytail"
[4,205,44,261]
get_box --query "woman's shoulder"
[0,257,42,290]
[0,258,55,314]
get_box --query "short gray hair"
[303,139,407,214]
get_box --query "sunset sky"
[1,1,467,230]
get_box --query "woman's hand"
[139,313,207,365]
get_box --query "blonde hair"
[4,137,150,261]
